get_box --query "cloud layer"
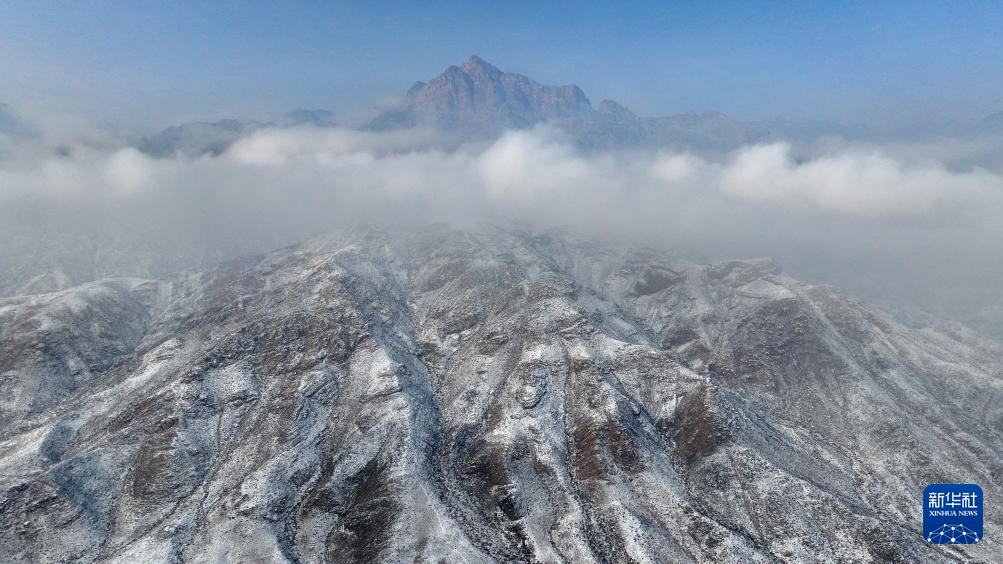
[4,123,1002,226]
[1,122,1002,333]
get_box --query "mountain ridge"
[122,56,885,157]
[0,224,999,562]
[137,108,336,158]
[367,56,859,150]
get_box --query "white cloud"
[226,126,442,166]
[3,123,1003,230]
[1,122,1002,330]
[720,143,1002,221]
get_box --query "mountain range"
[6,57,1003,158]
[136,56,863,157]
[137,109,337,158]
[0,225,1000,562]
[369,56,791,150]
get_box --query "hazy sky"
[2,1,1002,128]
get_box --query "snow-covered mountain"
[1,225,998,562]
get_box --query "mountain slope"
[0,225,999,563]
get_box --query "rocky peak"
[378,56,592,128]
[368,57,772,151]
[459,54,502,77]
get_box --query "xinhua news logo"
[923,484,983,544]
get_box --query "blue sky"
[2,1,1002,128]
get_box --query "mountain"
[138,109,335,158]
[137,118,269,158]
[282,108,337,128]
[131,58,857,158]
[368,56,858,150]
[0,225,998,562]
[369,56,592,131]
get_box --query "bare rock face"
[371,56,591,132]
[413,56,590,120]
[0,225,999,563]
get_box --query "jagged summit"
[381,55,591,129]
[459,54,502,75]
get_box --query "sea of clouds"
[2,117,1002,332]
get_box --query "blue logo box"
[923,484,983,544]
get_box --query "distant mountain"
[137,118,269,158]
[132,58,859,157]
[282,107,337,128]
[138,108,336,158]
[369,55,592,131]
[368,56,856,150]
